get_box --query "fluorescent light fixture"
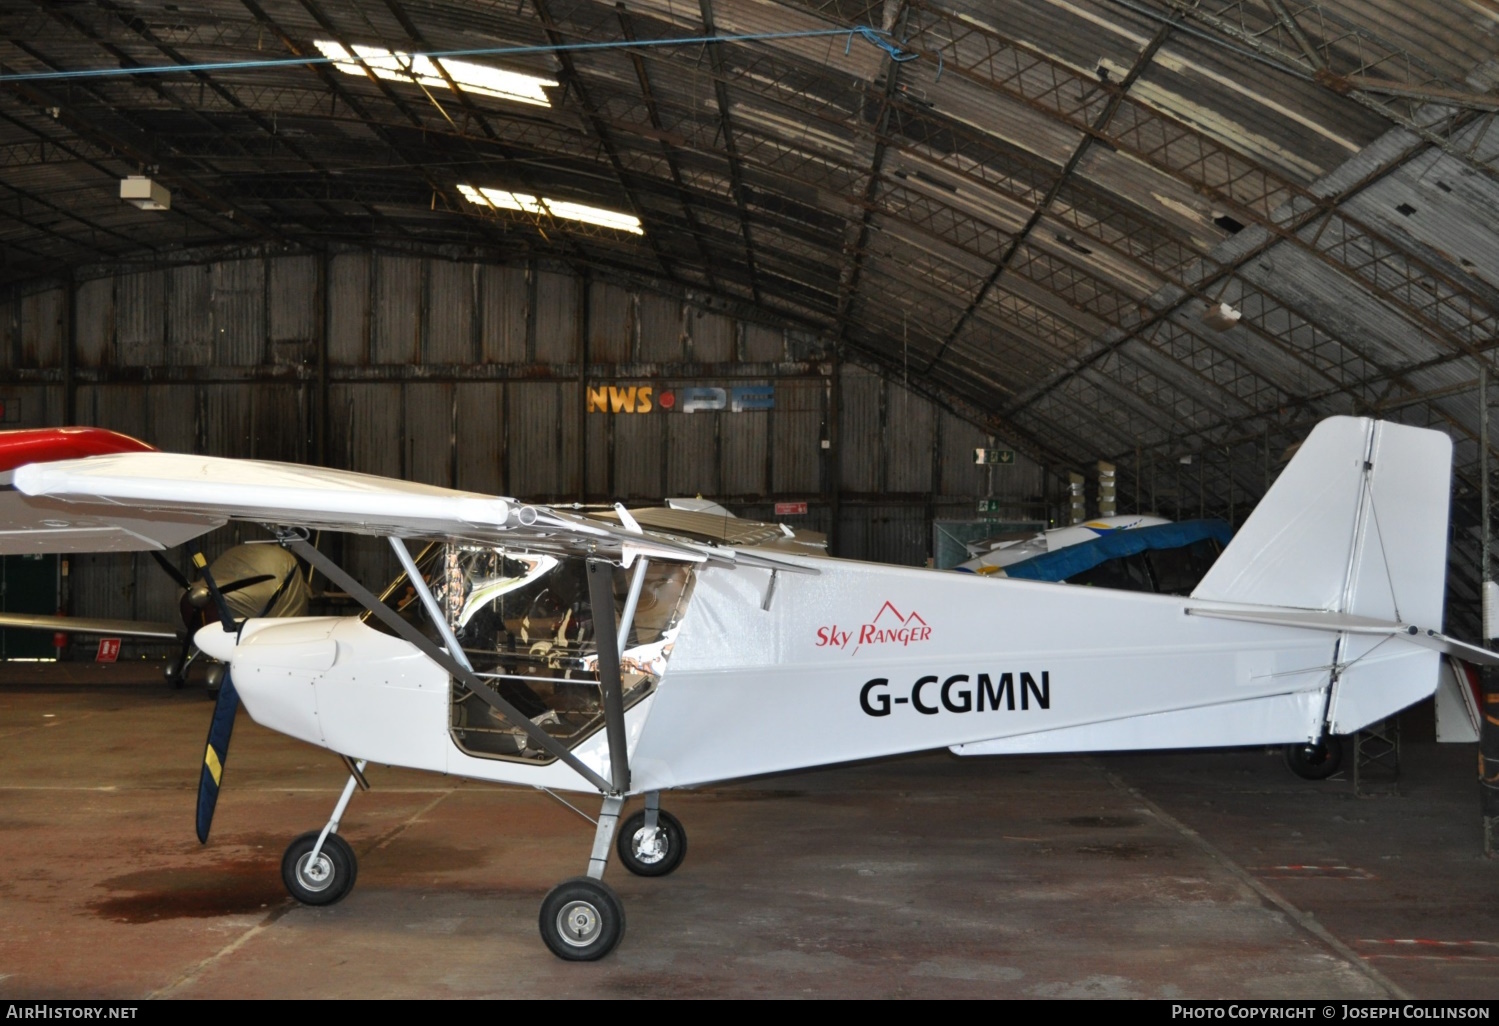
[314,40,556,107]
[458,183,644,235]
[120,175,170,210]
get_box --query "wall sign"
[588,384,774,413]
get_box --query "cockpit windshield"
[367,545,694,765]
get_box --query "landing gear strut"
[539,795,626,959]
[281,759,367,907]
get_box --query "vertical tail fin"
[1191,417,1453,735]
[1191,416,1451,627]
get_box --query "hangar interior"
[3,0,1499,1000]
[6,0,1499,635]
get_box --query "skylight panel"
[314,40,556,107]
[458,184,644,235]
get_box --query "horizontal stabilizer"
[1185,605,1499,666]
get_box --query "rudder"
[1191,416,1451,627]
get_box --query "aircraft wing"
[0,611,182,640]
[0,488,223,555]
[11,452,807,571]
[0,426,224,555]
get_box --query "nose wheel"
[280,759,367,907]
[539,877,625,960]
[282,830,358,905]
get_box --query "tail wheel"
[1284,734,1344,780]
[616,809,687,877]
[282,831,358,906]
[539,877,625,961]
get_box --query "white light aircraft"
[3,415,1495,960]
[958,513,1171,574]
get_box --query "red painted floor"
[0,662,1489,998]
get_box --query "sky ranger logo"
[860,672,1050,717]
[815,601,931,656]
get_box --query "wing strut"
[586,559,631,794]
[277,531,613,793]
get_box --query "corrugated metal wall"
[1,251,1048,630]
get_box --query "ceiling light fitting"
[120,176,170,211]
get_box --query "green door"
[1,554,61,659]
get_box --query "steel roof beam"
[529,0,678,282]
[697,0,762,304]
[77,0,383,238]
[0,73,271,244]
[616,3,719,291]
[0,177,139,255]
[920,16,1177,380]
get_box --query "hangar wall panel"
[425,262,474,365]
[3,251,1047,626]
[268,255,318,347]
[18,289,63,369]
[211,259,265,367]
[116,271,165,366]
[73,278,113,369]
[454,382,505,495]
[479,266,527,364]
[328,253,370,364]
[373,255,422,366]
[168,265,211,366]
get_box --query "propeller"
[192,550,242,845]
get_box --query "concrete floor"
[0,662,1494,999]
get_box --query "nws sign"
[587,384,774,413]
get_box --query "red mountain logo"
[814,602,932,655]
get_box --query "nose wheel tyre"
[1284,734,1344,780]
[616,809,687,877]
[539,877,625,961]
[282,831,358,906]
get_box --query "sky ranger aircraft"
[4,415,1497,961]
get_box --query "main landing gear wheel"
[282,830,358,906]
[616,809,687,877]
[1284,734,1344,780]
[539,877,625,961]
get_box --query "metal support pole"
[1480,367,1499,855]
[388,537,471,670]
[310,759,366,865]
[586,559,631,794]
[617,558,648,658]
[63,270,76,426]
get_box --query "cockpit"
[366,544,694,765]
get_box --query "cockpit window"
[427,547,693,765]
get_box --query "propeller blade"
[191,551,237,631]
[194,672,240,844]
[217,573,276,596]
[191,550,242,844]
[149,550,192,591]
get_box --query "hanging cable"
[0,26,918,84]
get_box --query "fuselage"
[207,547,1438,796]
